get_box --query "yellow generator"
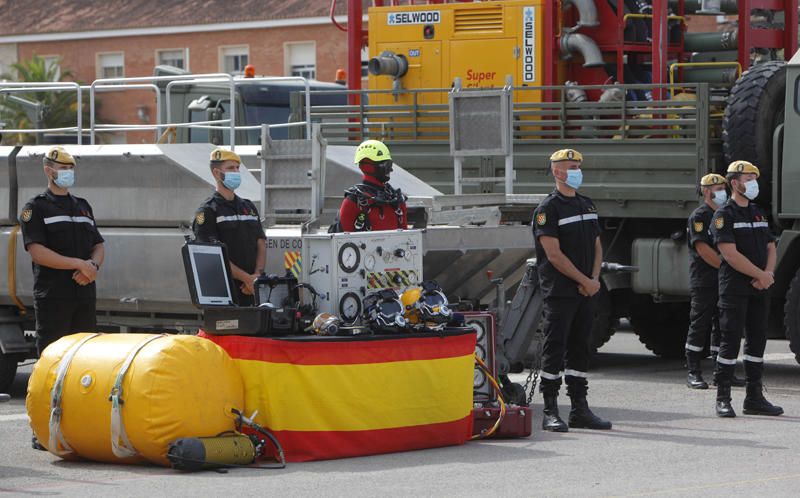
[367,0,545,107]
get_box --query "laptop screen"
[187,243,234,306]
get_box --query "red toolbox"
[472,406,533,439]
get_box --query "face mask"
[53,169,74,188]
[712,190,728,206]
[221,171,241,191]
[743,179,759,200]
[565,169,583,190]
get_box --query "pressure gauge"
[467,320,486,343]
[364,254,376,271]
[338,242,360,273]
[407,270,419,284]
[473,368,487,389]
[339,292,362,324]
[474,344,487,361]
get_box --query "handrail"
[90,83,161,141]
[90,73,234,147]
[0,81,82,143]
[165,75,312,145]
[623,13,686,24]
[668,62,742,96]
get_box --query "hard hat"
[354,140,391,164]
[45,147,76,166]
[210,148,241,164]
[700,173,726,186]
[549,148,583,163]
[311,313,341,336]
[401,287,423,324]
[364,289,407,333]
[726,160,760,178]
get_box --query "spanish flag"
[201,331,476,462]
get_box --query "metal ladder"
[259,124,327,227]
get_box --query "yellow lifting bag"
[27,333,244,466]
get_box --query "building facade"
[0,0,367,143]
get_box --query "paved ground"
[1,331,798,497]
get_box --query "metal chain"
[523,331,544,405]
[523,367,540,406]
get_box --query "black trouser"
[713,292,768,386]
[539,296,593,398]
[34,298,97,354]
[685,286,720,363]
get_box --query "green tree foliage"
[0,55,91,144]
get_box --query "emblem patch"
[195,212,205,225]
[714,217,724,229]
[536,213,547,226]
[21,209,32,222]
[693,221,703,233]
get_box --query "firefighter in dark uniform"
[20,147,104,354]
[332,140,408,232]
[684,173,746,389]
[710,160,782,417]
[192,148,266,306]
[532,149,611,432]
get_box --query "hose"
[7,225,27,315]
[471,354,506,440]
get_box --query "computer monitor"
[182,242,236,307]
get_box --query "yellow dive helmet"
[401,287,423,324]
[402,281,452,327]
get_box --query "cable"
[471,354,506,440]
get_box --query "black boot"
[743,383,784,416]
[731,375,746,388]
[568,396,612,430]
[542,395,568,432]
[686,354,708,389]
[715,382,736,418]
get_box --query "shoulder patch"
[536,212,547,226]
[195,212,205,225]
[693,221,704,233]
[21,208,33,223]
[714,217,724,230]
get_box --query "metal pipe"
[347,0,363,104]
[563,0,600,28]
[560,32,605,68]
[684,30,738,52]
[681,67,739,85]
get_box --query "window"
[157,48,188,70]
[220,46,249,75]
[97,52,124,79]
[41,56,61,80]
[285,42,316,80]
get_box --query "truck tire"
[722,61,786,206]
[0,352,18,393]
[785,269,800,364]
[630,295,689,359]
[590,282,616,352]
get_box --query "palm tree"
[0,55,89,144]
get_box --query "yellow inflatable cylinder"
[27,333,244,466]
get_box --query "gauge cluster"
[301,230,424,324]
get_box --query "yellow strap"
[7,225,26,315]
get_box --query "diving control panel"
[301,230,424,324]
